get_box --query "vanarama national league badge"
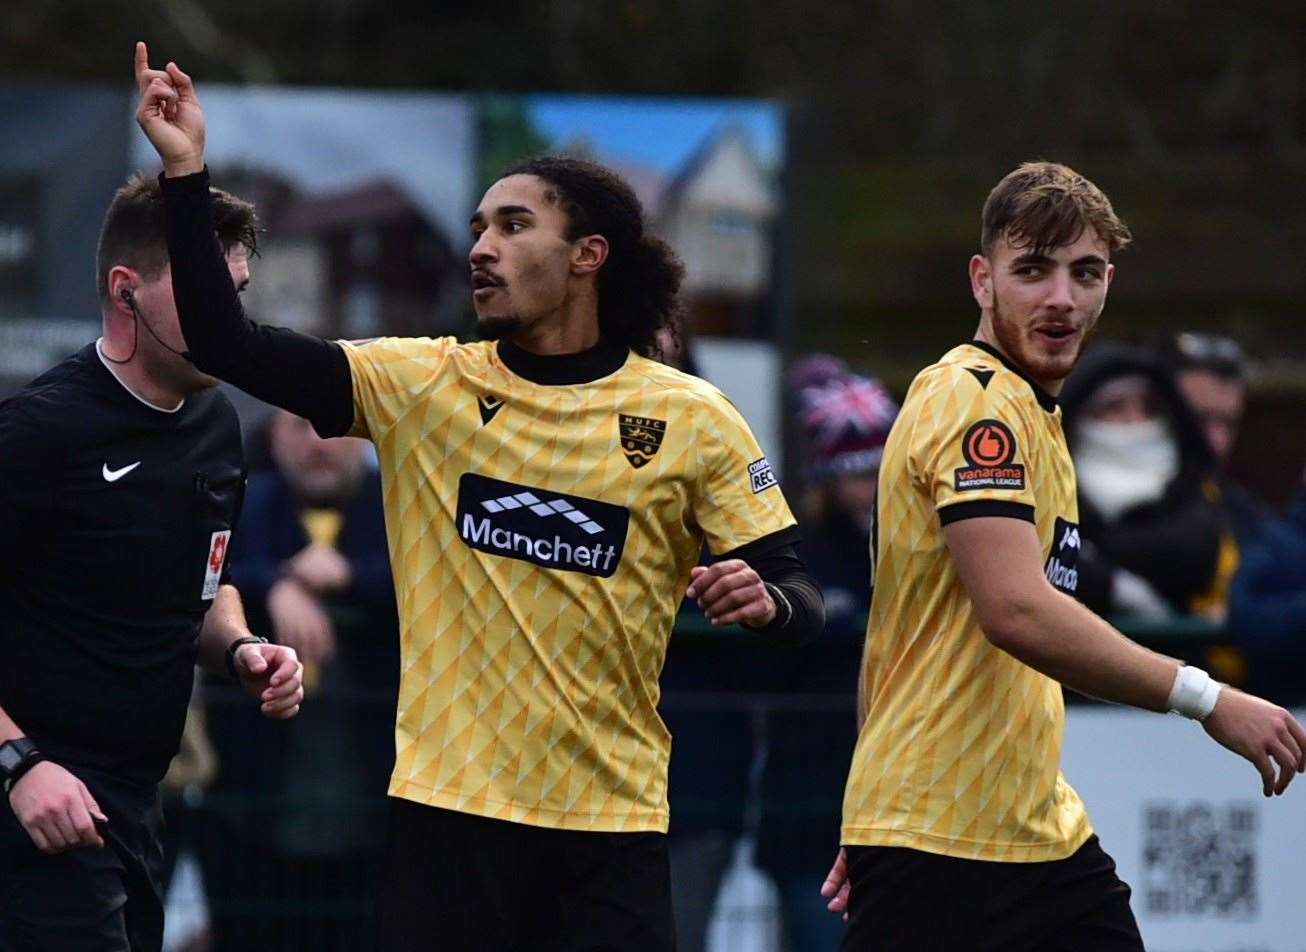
[954,419,1026,491]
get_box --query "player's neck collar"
[94,338,185,414]
[967,339,1059,413]
[496,336,628,385]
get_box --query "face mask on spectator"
[1075,418,1179,521]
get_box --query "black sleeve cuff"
[158,166,211,195]
[719,524,803,562]
[937,500,1035,526]
[730,537,825,645]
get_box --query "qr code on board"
[1142,800,1257,919]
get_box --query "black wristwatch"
[0,737,44,796]
[225,635,270,680]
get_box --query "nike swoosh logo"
[102,461,142,482]
[478,395,504,425]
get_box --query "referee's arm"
[945,515,1306,797]
[197,584,305,720]
[0,704,108,854]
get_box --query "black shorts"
[841,834,1144,952]
[376,798,676,952]
[0,767,165,952]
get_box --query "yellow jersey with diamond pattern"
[342,337,795,832]
[841,341,1091,862]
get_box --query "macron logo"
[481,491,606,535]
[102,461,141,482]
[1059,525,1081,551]
[478,394,505,425]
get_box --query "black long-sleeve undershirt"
[162,169,355,437]
[724,534,826,646]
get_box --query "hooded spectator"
[1158,332,1275,545]
[1061,341,1235,620]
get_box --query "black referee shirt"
[0,342,245,784]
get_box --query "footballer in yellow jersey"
[840,339,1089,863]
[145,60,825,952]
[821,162,1306,952]
[340,333,797,832]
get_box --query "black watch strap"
[225,635,269,680]
[1,738,44,795]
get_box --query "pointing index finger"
[134,42,150,90]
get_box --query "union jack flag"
[798,375,898,449]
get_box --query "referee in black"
[0,171,304,949]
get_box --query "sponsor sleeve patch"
[953,419,1026,492]
[202,529,231,601]
[749,457,778,494]
[1044,517,1081,595]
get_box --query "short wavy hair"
[981,161,1131,258]
[95,172,258,303]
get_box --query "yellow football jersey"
[341,336,796,833]
[841,340,1092,862]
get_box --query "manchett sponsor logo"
[457,474,629,578]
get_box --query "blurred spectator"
[1061,342,1235,620]
[754,355,897,952]
[1158,332,1275,544]
[1226,473,1306,704]
[201,410,397,951]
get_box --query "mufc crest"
[618,415,667,469]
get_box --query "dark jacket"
[1222,478,1276,549]
[232,467,395,620]
[1061,343,1228,616]
[1227,489,1306,705]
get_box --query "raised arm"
[133,42,354,437]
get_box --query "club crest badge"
[618,415,667,469]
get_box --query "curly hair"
[502,155,685,359]
[981,161,1132,258]
[96,172,258,303]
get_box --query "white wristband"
[1167,665,1222,721]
